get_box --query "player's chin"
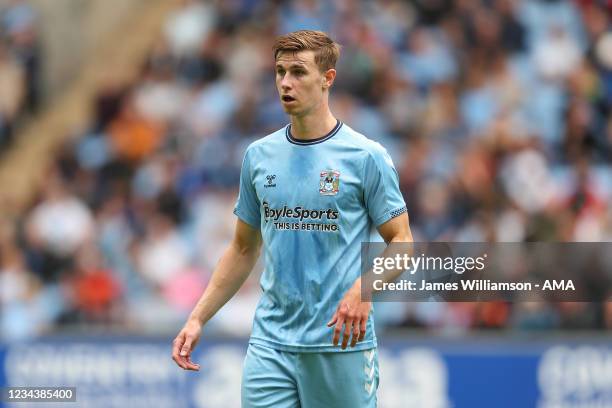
[282,104,299,114]
[281,98,300,108]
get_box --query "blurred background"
[0,0,611,407]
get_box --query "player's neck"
[290,109,337,141]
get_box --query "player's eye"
[293,70,305,76]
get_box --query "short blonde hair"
[273,30,341,72]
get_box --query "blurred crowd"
[1,0,612,340]
[0,0,40,152]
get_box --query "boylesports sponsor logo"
[263,202,338,221]
[263,202,340,232]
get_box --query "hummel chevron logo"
[365,380,375,395]
[363,349,376,396]
[364,362,375,379]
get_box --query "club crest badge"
[319,170,340,195]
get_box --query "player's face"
[275,50,328,117]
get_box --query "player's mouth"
[281,95,296,103]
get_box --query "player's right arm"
[172,219,262,371]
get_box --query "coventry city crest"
[319,170,340,196]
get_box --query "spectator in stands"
[0,40,24,150]
[24,173,94,283]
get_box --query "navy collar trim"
[285,120,342,145]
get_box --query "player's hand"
[327,279,371,350]
[172,318,202,371]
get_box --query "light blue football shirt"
[234,120,406,352]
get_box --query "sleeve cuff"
[373,206,407,227]
[233,208,260,229]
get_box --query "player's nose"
[280,76,292,90]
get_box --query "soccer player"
[172,30,412,407]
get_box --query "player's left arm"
[328,212,413,349]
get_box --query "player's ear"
[322,69,336,89]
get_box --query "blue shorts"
[242,343,379,408]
